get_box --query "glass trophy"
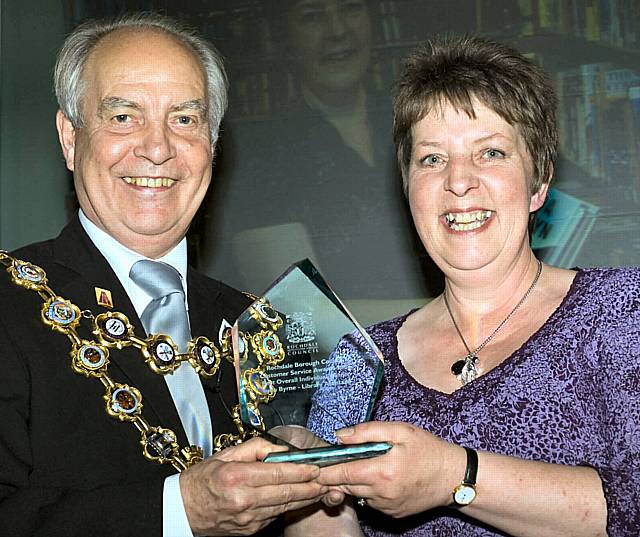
[232,259,390,466]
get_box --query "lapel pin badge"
[95,287,114,309]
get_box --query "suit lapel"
[187,269,241,434]
[187,269,222,339]
[51,218,189,446]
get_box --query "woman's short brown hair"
[393,35,558,194]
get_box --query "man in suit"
[0,13,328,536]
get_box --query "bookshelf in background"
[477,0,640,49]
[555,61,639,206]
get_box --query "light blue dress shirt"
[79,210,198,537]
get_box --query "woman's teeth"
[445,210,493,231]
[123,177,175,187]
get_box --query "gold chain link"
[0,250,257,472]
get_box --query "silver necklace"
[444,259,543,385]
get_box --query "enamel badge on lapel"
[95,287,114,308]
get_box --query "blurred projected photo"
[204,0,430,313]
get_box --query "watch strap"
[462,446,478,485]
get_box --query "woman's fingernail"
[336,427,355,437]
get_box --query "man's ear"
[56,110,76,171]
[529,165,553,213]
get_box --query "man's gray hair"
[54,12,227,142]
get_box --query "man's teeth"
[445,210,493,231]
[123,177,175,187]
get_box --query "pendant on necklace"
[451,354,478,385]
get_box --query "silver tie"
[129,259,213,456]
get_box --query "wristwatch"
[450,447,478,507]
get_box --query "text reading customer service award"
[232,259,391,466]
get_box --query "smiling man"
[0,13,327,537]
[56,26,214,259]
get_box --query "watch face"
[453,484,477,506]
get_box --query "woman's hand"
[316,421,607,537]
[317,421,464,518]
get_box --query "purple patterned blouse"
[311,267,640,536]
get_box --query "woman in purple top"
[286,36,639,536]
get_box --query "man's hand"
[268,425,346,508]
[180,437,328,536]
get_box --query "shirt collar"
[78,209,188,315]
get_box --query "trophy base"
[262,441,392,467]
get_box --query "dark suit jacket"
[0,217,251,536]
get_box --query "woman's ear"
[530,165,553,212]
[530,182,550,212]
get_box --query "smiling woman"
[407,99,547,273]
[289,35,640,537]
